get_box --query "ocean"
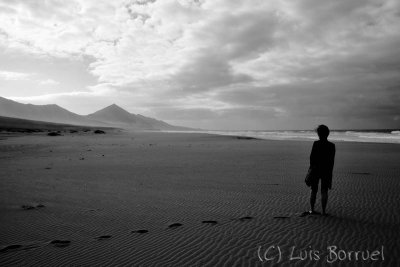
[163,129,400,144]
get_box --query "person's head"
[316,124,330,140]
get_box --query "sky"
[0,0,399,130]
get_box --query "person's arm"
[328,144,336,189]
[310,142,317,167]
[330,144,336,171]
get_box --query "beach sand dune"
[0,131,399,266]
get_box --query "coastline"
[159,130,400,144]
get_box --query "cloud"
[11,82,115,102]
[1,0,400,129]
[0,70,31,80]
[39,79,60,86]
[0,70,61,87]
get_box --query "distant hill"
[86,104,192,131]
[0,96,102,126]
[0,96,192,131]
[0,116,111,133]
[86,104,136,125]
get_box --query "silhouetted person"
[309,125,335,215]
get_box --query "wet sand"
[0,131,399,266]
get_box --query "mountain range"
[0,96,191,131]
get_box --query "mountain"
[0,97,191,131]
[86,104,191,130]
[136,114,184,130]
[0,115,109,132]
[86,104,137,125]
[0,96,102,126]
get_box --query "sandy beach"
[0,131,399,266]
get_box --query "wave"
[162,130,400,144]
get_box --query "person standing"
[308,125,335,215]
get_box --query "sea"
[163,129,400,144]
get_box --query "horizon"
[0,1,400,130]
[2,96,399,132]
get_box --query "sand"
[0,131,399,266]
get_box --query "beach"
[0,131,399,266]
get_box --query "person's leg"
[310,189,317,212]
[321,177,329,215]
[321,189,328,215]
[310,182,318,212]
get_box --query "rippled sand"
[0,131,399,266]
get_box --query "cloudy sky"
[0,0,399,130]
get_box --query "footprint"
[132,229,149,234]
[21,205,36,210]
[201,220,218,225]
[0,244,22,253]
[49,240,71,247]
[168,223,183,229]
[273,216,290,219]
[21,204,45,210]
[1,243,41,252]
[95,235,112,240]
[238,216,253,221]
[87,208,101,212]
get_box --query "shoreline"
[157,129,400,144]
[2,126,400,145]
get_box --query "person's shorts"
[311,177,330,192]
